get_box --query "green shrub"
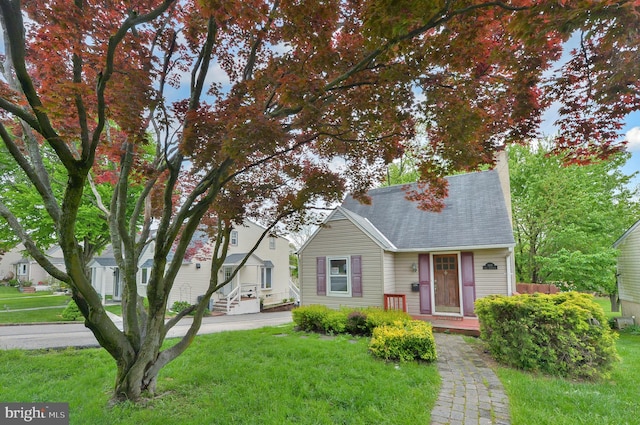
[293,305,413,336]
[345,311,369,336]
[292,305,332,332]
[171,301,191,313]
[362,307,411,334]
[322,309,348,334]
[620,324,640,336]
[170,300,204,315]
[61,300,82,321]
[369,320,436,362]
[475,292,619,379]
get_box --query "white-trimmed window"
[141,268,149,285]
[18,264,27,276]
[230,230,238,246]
[328,257,350,295]
[269,236,276,250]
[261,266,272,289]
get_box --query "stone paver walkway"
[431,333,511,425]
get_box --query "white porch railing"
[219,283,260,314]
[289,280,300,303]
[225,284,241,312]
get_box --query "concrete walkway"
[431,333,511,425]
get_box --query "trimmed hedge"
[292,305,436,363]
[292,305,411,336]
[475,292,619,379]
[369,320,437,362]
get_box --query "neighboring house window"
[230,231,238,246]
[141,268,148,285]
[269,237,276,250]
[18,264,27,276]
[328,257,350,295]
[261,266,272,289]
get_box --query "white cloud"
[626,127,640,152]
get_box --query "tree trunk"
[113,356,160,402]
[610,293,620,313]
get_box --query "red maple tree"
[0,0,637,402]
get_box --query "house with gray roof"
[298,155,515,318]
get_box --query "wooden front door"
[433,254,460,314]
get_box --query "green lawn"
[0,285,66,302]
[499,333,640,425]
[0,286,123,323]
[497,296,639,425]
[0,325,440,425]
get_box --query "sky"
[622,113,640,188]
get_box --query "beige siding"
[391,250,511,315]
[393,252,421,315]
[383,252,396,293]
[617,226,640,310]
[473,249,511,298]
[620,300,640,320]
[300,218,384,309]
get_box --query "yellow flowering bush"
[369,320,436,362]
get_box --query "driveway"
[0,311,293,350]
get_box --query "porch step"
[211,300,239,313]
[431,315,464,321]
[412,314,481,337]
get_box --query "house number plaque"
[483,262,498,270]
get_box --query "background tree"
[0,0,638,404]
[385,152,420,186]
[509,143,640,309]
[0,142,124,259]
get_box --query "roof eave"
[389,243,516,253]
[613,218,640,248]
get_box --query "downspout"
[506,247,513,296]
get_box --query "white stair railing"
[226,285,240,313]
[289,280,300,303]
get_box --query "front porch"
[384,293,481,336]
[412,314,480,337]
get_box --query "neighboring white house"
[88,245,122,302]
[89,221,294,314]
[298,154,516,319]
[0,245,24,281]
[613,219,640,319]
[0,244,66,286]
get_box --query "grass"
[496,295,639,425]
[0,325,440,425]
[498,334,640,424]
[592,296,622,321]
[0,286,123,323]
[0,285,67,303]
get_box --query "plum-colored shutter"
[461,252,476,316]
[351,255,362,297]
[316,257,326,296]
[419,254,432,314]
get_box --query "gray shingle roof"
[340,170,514,250]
